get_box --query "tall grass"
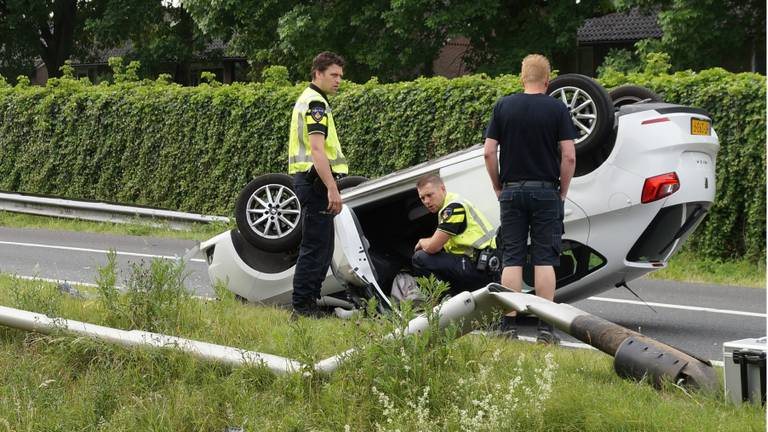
[0,262,763,431]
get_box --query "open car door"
[331,205,394,313]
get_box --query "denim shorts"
[499,185,564,266]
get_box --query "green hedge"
[0,69,763,261]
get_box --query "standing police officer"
[288,52,348,318]
[483,54,577,343]
[412,174,499,296]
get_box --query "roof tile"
[578,8,662,44]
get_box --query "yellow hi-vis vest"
[287,86,348,174]
[440,192,497,257]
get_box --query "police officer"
[412,174,498,296]
[288,52,348,318]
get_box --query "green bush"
[0,67,763,261]
[261,65,291,86]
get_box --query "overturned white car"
[200,75,719,308]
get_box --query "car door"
[329,205,393,311]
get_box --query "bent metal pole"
[486,284,719,392]
[0,290,483,377]
[0,291,479,376]
[0,305,304,375]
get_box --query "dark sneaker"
[290,304,326,320]
[536,329,560,345]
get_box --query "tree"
[0,17,36,81]
[0,0,100,80]
[616,0,766,72]
[85,1,215,84]
[183,0,612,82]
[183,0,462,82]
[0,0,214,84]
[182,0,292,77]
[461,0,613,75]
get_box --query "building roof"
[578,8,662,44]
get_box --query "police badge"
[440,207,453,222]
[310,106,325,123]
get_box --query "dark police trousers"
[411,250,496,296]
[292,172,335,309]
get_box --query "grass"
[0,211,232,241]
[0,210,764,287]
[646,249,765,288]
[0,262,763,431]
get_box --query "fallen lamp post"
[0,284,718,391]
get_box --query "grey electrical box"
[723,337,766,405]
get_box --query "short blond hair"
[416,173,443,190]
[521,54,550,85]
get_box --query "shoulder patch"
[440,207,453,222]
[310,106,325,122]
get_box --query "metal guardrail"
[0,191,230,230]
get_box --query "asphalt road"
[0,226,764,361]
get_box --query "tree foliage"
[616,0,766,72]
[183,0,612,82]
[0,0,102,81]
[85,1,215,84]
[462,0,613,75]
[0,0,214,84]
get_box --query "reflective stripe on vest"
[288,87,348,174]
[440,192,497,256]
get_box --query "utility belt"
[305,165,347,193]
[503,180,558,189]
[472,247,501,273]
[475,247,501,272]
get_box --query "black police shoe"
[536,329,560,345]
[290,303,327,320]
[536,320,560,345]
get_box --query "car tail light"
[641,172,680,203]
[641,117,670,125]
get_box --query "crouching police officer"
[412,174,499,296]
[288,52,348,318]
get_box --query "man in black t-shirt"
[483,54,577,344]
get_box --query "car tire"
[235,173,303,253]
[609,85,662,109]
[549,74,614,155]
[337,175,369,190]
[235,174,370,252]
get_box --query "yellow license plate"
[691,118,711,135]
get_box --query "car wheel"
[235,173,302,253]
[549,74,614,155]
[235,174,370,252]
[609,85,662,109]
